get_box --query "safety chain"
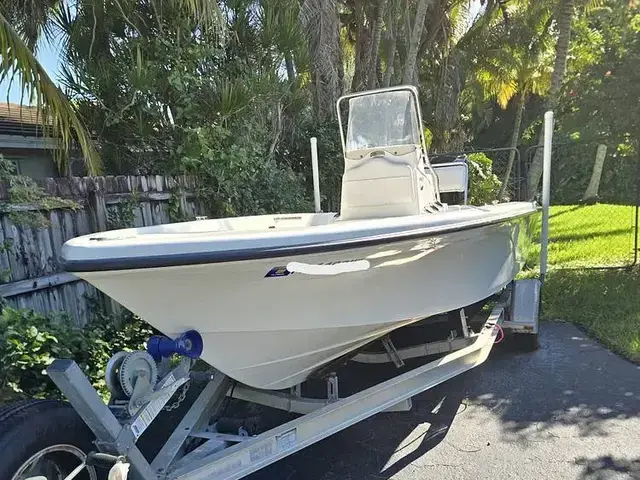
[163,381,190,411]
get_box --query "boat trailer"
[3,276,537,480]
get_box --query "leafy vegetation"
[0,306,155,402]
[466,153,502,205]
[106,193,139,230]
[547,5,640,204]
[0,0,225,173]
[0,155,79,228]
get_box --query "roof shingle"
[0,102,52,137]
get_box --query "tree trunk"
[392,4,411,83]
[547,0,575,112]
[383,0,401,87]
[299,0,344,121]
[499,91,526,201]
[527,0,574,199]
[402,0,430,85]
[351,0,372,91]
[582,144,607,201]
[284,52,296,85]
[367,0,387,89]
[382,15,396,87]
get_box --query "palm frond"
[0,0,58,51]
[170,0,227,38]
[450,0,472,42]
[583,0,605,14]
[0,11,101,175]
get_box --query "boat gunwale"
[62,206,539,272]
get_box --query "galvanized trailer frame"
[45,281,541,480]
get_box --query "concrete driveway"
[248,322,640,480]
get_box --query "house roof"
[0,102,52,137]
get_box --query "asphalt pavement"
[248,321,640,480]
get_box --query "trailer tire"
[0,399,99,480]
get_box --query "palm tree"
[526,0,604,198]
[476,58,552,199]
[474,3,554,199]
[402,0,430,85]
[526,0,575,198]
[299,0,344,120]
[0,0,224,175]
[546,0,575,112]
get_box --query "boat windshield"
[345,90,421,151]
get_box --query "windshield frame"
[336,85,426,156]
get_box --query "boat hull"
[74,215,533,390]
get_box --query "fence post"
[540,111,553,281]
[88,178,107,232]
[582,144,607,202]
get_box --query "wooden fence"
[0,175,204,325]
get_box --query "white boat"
[61,86,538,390]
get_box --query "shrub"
[177,124,313,217]
[466,153,502,205]
[0,306,155,402]
[0,308,77,400]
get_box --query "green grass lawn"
[525,203,639,362]
[527,204,638,268]
[541,268,640,362]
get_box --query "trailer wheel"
[0,399,99,480]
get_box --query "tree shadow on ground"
[575,456,640,479]
[247,362,470,480]
[549,204,584,220]
[463,324,640,440]
[247,322,640,479]
[550,227,633,243]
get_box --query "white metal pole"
[540,110,553,281]
[310,137,321,212]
